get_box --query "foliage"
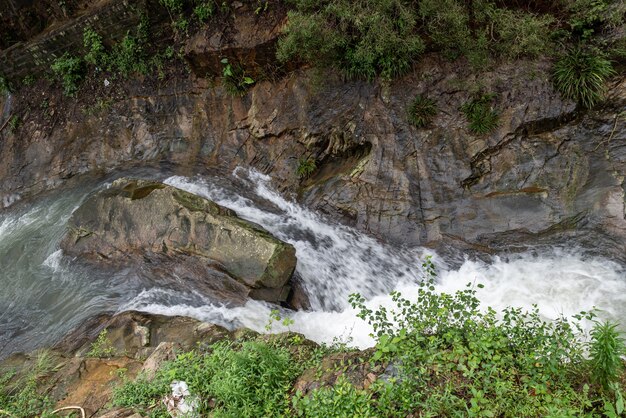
[346,256,626,417]
[590,320,626,390]
[221,58,255,96]
[50,53,85,96]
[159,0,184,14]
[114,340,299,417]
[83,28,106,67]
[407,95,437,128]
[0,350,60,418]
[22,75,36,86]
[108,32,149,77]
[293,376,376,417]
[0,75,10,94]
[7,116,20,134]
[553,47,615,108]
[87,329,116,358]
[277,0,425,80]
[564,0,626,41]
[194,1,215,22]
[296,157,316,179]
[460,93,499,134]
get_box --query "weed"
[265,309,295,332]
[51,53,85,96]
[296,157,316,179]
[108,33,148,77]
[0,75,10,93]
[87,329,116,358]
[194,1,215,22]
[221,58,255,96]
[460,93,499,134]
[83,28,106,67]
[22,75,36,86]
[553,47,615,108]
[7,116,20,134]
[407,95,437,128]
[589,320,625,390]
[293,375,376,417]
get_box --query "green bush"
[194,1,215,22]
[293,376,376,417]
[348,256,616,416]
[296,157,316,179]
[277,0,425,80]
[407,95,437,128]
[51,53,85,96]
[460,93,499,134]
[221,58,255,96]
[0,75,10,93]
[83,28,107,67]
[553,47,615,108]
[87,329,116,358]
[108,33,148,77]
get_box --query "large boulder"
[61,178,297,301]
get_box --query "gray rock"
[61,178,297,298]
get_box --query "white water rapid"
[114,168,626,348]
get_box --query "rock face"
[0,2,624,263]
[60,178,297,301]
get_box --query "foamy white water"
[115,170,626,348]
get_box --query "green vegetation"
[7,116,20,134]
[194,2,215,22]
[277,0,424,80]
[277,0,556,79]
[407,95,437,128]
[50,53,85,96]
[293,375,375,417]
[460,93,499,134]
[114,340,301,417]
[0,350,59,417]
[221,58,256,96]
[83,27,107,67]
[553,47,616,108]
[87,329,116,358]
[296,157,316,179]
[590,321,626,390]
[0,75,10,94]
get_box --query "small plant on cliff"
[83,27,107,67]
[0,75,10,94]
[87,329,116,358]
[460,93,499,134]
[7,116,20,134]
[407,95,438,128]
[194,1,215,22]
[221,58,255,96]
[51,53,85,96]
[553,47,615,108]
[296,157,317,179]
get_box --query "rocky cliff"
[0,0,624,261]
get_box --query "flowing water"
[1,168,625,357]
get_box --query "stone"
[60,178,297,300]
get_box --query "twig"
[593,112,623,152]
[51,405,86,418]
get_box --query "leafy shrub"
[87,329,116,358]
[348,256,609,416]
[564,0,626,40]
[296,157,316,179]
[51,53,85,96]
[221,58,255,96]
[553,47,615,108]
[194,1,215,22]
[277,0,425,80]
[407,95,437,128]
[83,28,107,67]
[293,376,376,417]
[108,33,149,77]
[460,93,499,134]
[7,116,20,134]
[159,0,184,13]
[590,320,626,390]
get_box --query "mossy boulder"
[61,178,297,300]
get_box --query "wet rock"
[70,311,233,358]
[60,178,297,302]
